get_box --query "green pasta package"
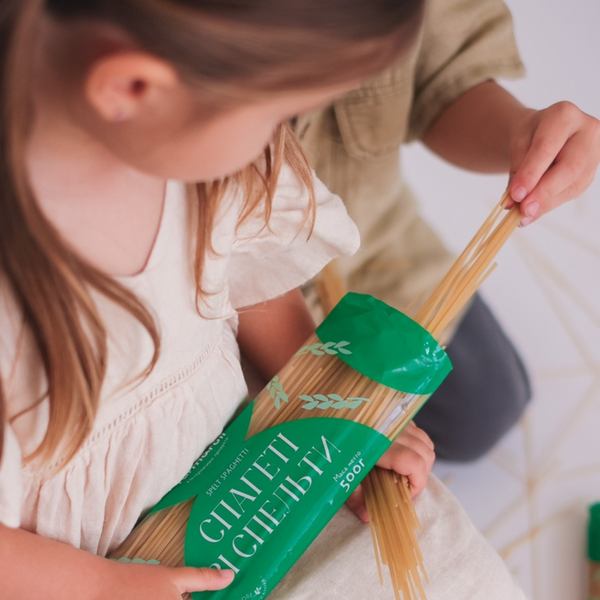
[589,503,600,600]
[109,292,452,599]
[111,196,522,599]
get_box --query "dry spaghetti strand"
[361,197,520,600]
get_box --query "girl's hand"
[0,523,234,600]
[345,422,435,523]
[508,101,600,226]
[104,561,234,600]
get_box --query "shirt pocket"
[333,61,415,161]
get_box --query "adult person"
[296,0,600,461]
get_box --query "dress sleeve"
[228,164,360,309]
[407,0,526,141]
[0,423,23,528]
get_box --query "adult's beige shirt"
[297,0,525,330]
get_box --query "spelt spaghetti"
[109,195,520,600]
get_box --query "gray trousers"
[415,294,531,462]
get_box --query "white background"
[403,1,600,598]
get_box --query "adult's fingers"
[509,104,577,204]
[519,129,600,225]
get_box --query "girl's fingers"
[171,566,235,593]
[391,421,435,456]
[346,424,435,521]
[346,484,369,523]
[386,447,430,497]
[378,437,435,473]
[403,421,435,450]
[345,424,435,522]
[376,439,435,497]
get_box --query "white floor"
[403,2,600,598]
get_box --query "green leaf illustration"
[321,341,338,355]
[345,397,369,409]
[316,401,333,409]
[298,394,369,411]
[332,400,346,409]
[334,341,352,355]
[267,376,289,410]
[110,557,160,565]
[294,341,352,357]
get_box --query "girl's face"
[60,46,356,183]
[85,81,351,182]
[36,18,362,183]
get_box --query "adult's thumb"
[172,566,235,593]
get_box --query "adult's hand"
[507,101,600,225]
[423,81,600,225]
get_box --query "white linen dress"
[0,165,527,599]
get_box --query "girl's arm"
[237,287,316,382]
[0,524,233,600]
[422,80,600,226]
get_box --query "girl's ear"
[84,52,179,122]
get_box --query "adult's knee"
[441,368,531,461]
[415,295,532,462]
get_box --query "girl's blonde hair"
[0,0,423,467]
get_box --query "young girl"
[0,1,525,599]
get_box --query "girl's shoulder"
[225,163,360,310]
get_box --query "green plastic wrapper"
[589,503,600,563]
[317,293,450,395]
[589,503,600,600]
[111,293,452,599]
